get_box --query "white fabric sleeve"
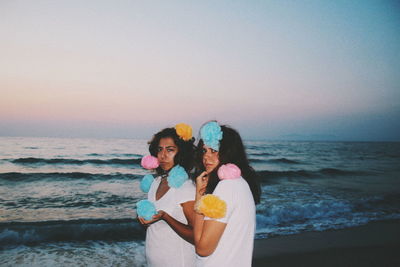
[204,180,234,224]
[177,180,196,204]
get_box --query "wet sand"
[253,219,400,267]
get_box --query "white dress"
[145,176,196,267]
[196,177,256,267]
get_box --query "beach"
[1,137,399,266]
[253,219,400,267]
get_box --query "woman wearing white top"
[193,121,261,267]
[138,127,196,267]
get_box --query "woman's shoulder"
[183,179,196,188]
[214,177,247,193]
[217,176,246,186]
[175,179,195,191]
[174,179,195,202]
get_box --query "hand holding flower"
[138,210,166,226]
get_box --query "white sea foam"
[0,241,146,267]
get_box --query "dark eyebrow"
[158,145,177,149]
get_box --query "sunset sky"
[1,0,399,141]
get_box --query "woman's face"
[157,137,178,171]
[202,145,220,173]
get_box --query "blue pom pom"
[140,174,154,193]
[200,121,223,151]
[167,165,188,188]
[136,199,157,220]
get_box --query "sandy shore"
[252,219,400,267]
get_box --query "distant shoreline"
[253,219,400,267]
[1,136,399,143]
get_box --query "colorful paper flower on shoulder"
[167,165,188,188]
[195,194,227,219]
[136,199,157,221]
[140,174,154,193]
[175,123,193,141]
[200,121,223,151]
[141,155,159,170]
[218,163,241,180]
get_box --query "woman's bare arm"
[193,171,227,256]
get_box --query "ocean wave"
[257,168,366,179]
[257,170,312,179]
[249,157,300,164]
[1,193,136,209]
[8,157,141,166]
[249,158,266,163]
[0,172,140,182]
[267,158,300,164]
[255,195,400,238]
[0,218,145,247]
[86,153,142,158]
[248,152,273,156]
[0,240,146,267]
[257,200,353,226]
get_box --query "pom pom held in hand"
[141,155,159,170]
[140,174,154,193]
[175,123,193,141]
[195,194,227,219]
[136,200,157,221]
[167,165,188,188]
[218,163,241,180]
[200,121,223,151]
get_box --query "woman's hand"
[196,171,209,196]
[138,210,166,226]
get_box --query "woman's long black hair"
[148,127,195,178]
[195,124,261,204]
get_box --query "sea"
[1,136,400,266]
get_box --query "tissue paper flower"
[141,155,159,170]
[140,174,154,193]
[167,165,188,188]
[195,194,227,219]
[136,199,157,220]
[200,121,223,151]
[218,163,241,180]
[175,123,193,141]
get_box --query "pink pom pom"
[141,155,159,170]
[217,163,241,180]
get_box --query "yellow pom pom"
[195,194,227,219]
[175,123,193,141]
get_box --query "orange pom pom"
[195,194,227,219]
[175,123,192,141]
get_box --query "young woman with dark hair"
[193,121,261,267]
[138,125,197,267]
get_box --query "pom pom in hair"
[218,163,241,180]
[141,155,159,170]
[195,194,227,219]
[175,123,193,141]
[167,165,188,188]
[136,199,157,220]
[200,121,223,151]
[140,174,154,193]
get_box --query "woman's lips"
[205,163,215,170]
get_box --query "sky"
[1,0,399,141]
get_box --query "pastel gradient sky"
[1,0,399,141]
